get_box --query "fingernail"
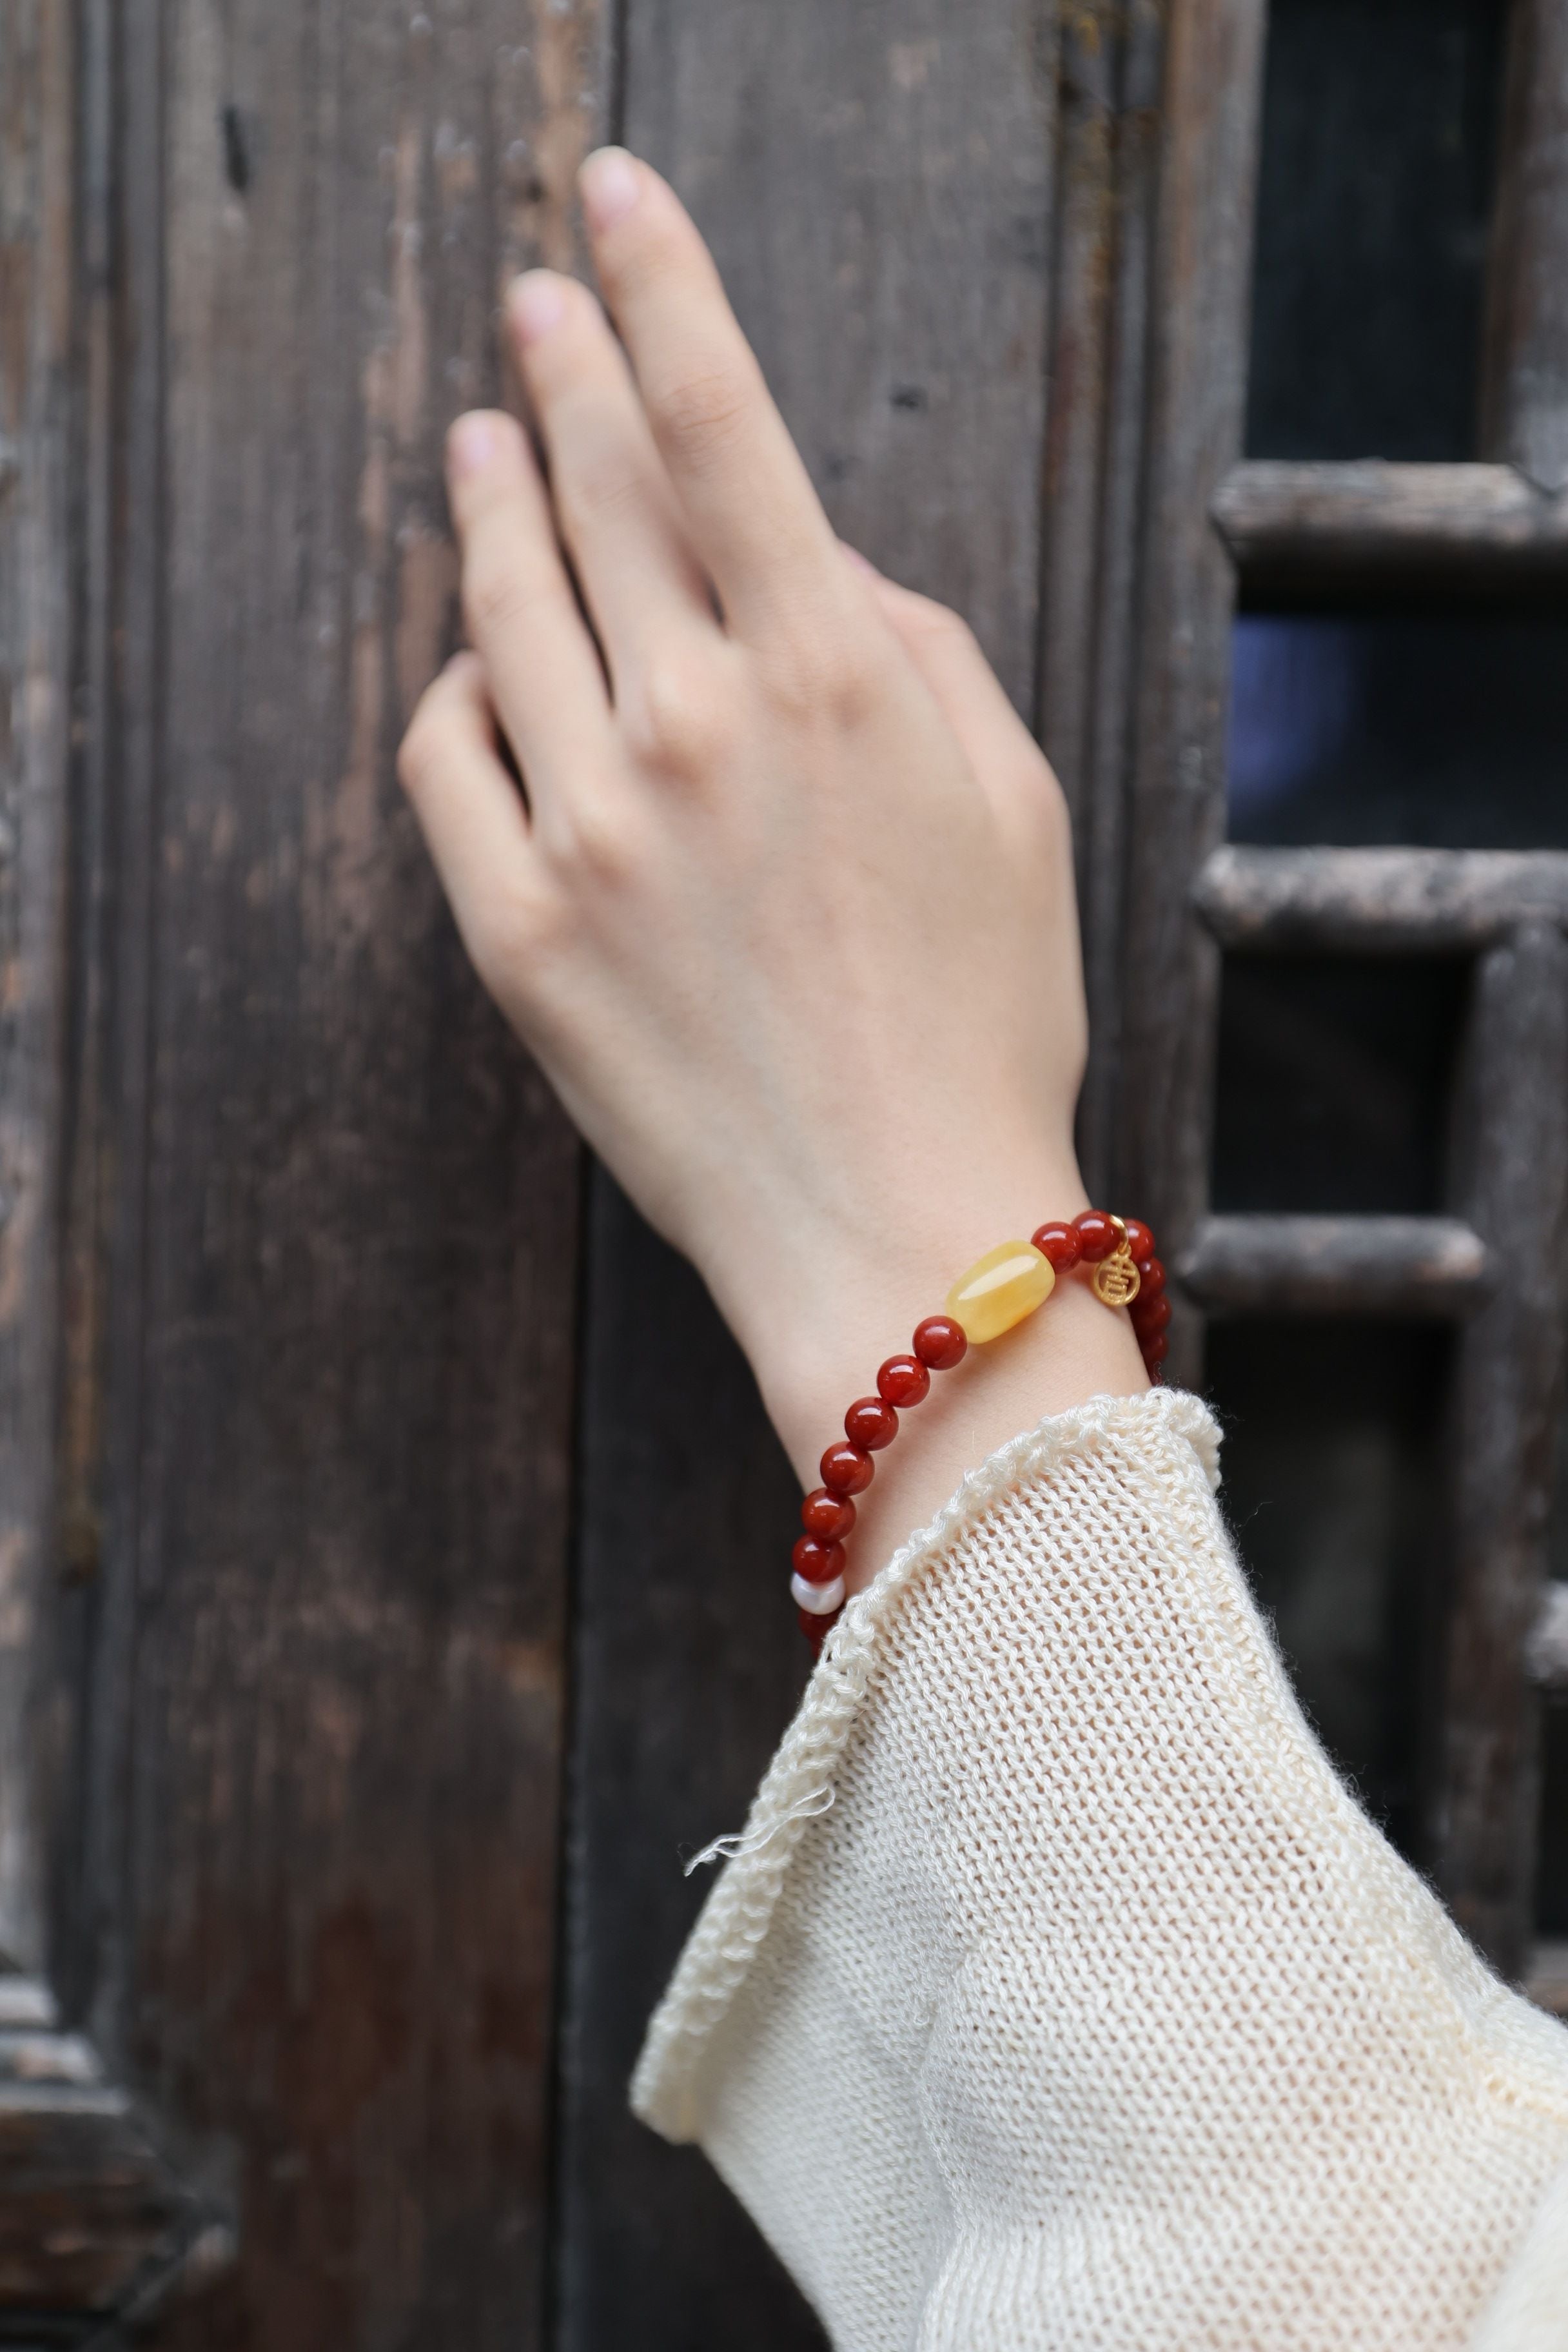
[448,413,498,477]
[508,270,567,344]
[580,145,641,229]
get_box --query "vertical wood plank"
[69,4,609,2342]
[1115,0,1268,1382]
[560,6,1063,2341]
[1481,0,1568,491]
[0,0,75,1978]
[1037,0,1166,1199]
[1437,923,1568,1977]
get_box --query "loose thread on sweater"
[681,1785,835,1877]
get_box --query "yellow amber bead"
[945,1240,1055,1344]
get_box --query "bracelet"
[790,1209,1169,1651]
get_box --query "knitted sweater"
[632,1389,1568,2351]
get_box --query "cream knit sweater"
[632,1389,1568,2351]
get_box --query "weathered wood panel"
[1114,0,1268,1384]
[1481,0,1568,492]
[1195,845,1568,952]
[1179,1214,1490,1317]
[561,7,1065,2341]
[1039,0,1167,1200]
[1436,922,1568,1977]
[1212,458,1568,593]
[0,0,74,1986]
[59,4,605,2344]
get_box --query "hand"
[399,147,1146,1583]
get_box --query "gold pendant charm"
[1091,1217,1142,1309]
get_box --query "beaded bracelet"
[790,1209,1170,1652]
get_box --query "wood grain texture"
[0,0,74,1983]
[559,7,1064,2341]
[1212,458,1568,593]
[1039,0,1167,1202]
[1482,0,1568,491]
[1113,0,1268,1386]
[60,4,607,2343]
[1435,923,1568,1977]
[1195,845,1568,952]
[1179,1215,1490,1318]
[0,1977,219,2318]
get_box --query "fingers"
[397,652,551,986]
[577,148,843,642]
[446,409,614,798]
[506,268,714,688]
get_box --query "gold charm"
[1092,1216,1142,1309]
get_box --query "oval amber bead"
[945,1240,1055,1344]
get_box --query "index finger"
[578,148,841,643]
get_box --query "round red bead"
[1031,1220,1082,1271]
[1132,1291,1171,1337]
[845,1396,899,1451]
[1073,1209,1119,1263]
[1134,1255,1166,1298]
[821,1442,874,1495]
[877,1354,930,1409]
[912,1315,968,1371]
[1123,1218,1156,1264]
[1142,1331,1169,1369]
[792,1534,847,1585]
[801,1487,856,1542]
[799,1603,843,1649]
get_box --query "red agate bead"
[1134,1254,1166,1298]
[1132,1292,1171,1337]
[877,1354,930,1408]
[845,1396,898,1451]
[1073,1209,1119,1262]
[1031,1220,1081,1271]
[821,1442,874,1495]
[799,1603,843,1650]
[1142,1331,1169,1369]
[801,1487,856,1542]
[1123,1218,1156,1264]
[912,1315,968,1370]
[792,1534,847,1585]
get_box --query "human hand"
[399,147,1146,1582]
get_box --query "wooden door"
[2,1,1565,2346]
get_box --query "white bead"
[792,1571,845,1615]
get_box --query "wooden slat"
[0,0,73,1981]
[1043,3,1168,1202]
[1178,1215,1489,1318]
[1481,0,1568,493]
[1115,0,1269,1387]
[1211,458,1568,591]
[66,5,605,2342]
[1435,923,1568,1979]
[1195,846,1568,954]
[560,8,1069,2342]
[0,1980,216,2317]
[1527,1584,1568,1691]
